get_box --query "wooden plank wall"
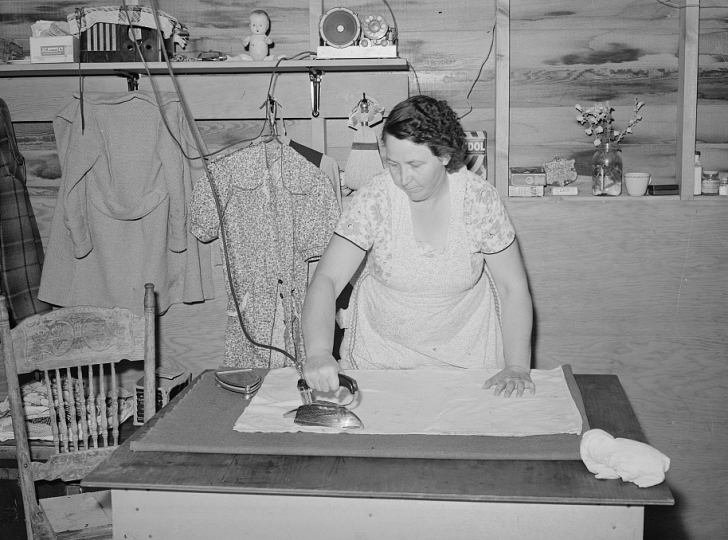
[508,1,728,182]
[508,197,728,540]
[0,0,498,175]
[503,4,728,537]
[1,1,727,539]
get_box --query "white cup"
[624,172,651,196]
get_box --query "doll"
[228,10,275,61]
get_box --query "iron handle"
[337,373,358,395]
[297,373,359,402]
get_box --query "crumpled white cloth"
[580,428,670,488]
[235,367,583,436]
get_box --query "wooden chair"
[0,283,157,540]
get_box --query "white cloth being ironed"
[580,428,670,488]
[235,366,583,436]
[336,168,513,370]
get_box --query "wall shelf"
[0,58,408,78]
[498,0,703,202]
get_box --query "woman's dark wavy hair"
[382,95,467,173]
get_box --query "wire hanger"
[257,95,290,146]
[115,69,140,91]
[232,94,303,197]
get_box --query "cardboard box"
[509,166,547,186]
[30,36,79,63]
[547,185,579,196]
[509,185,544,197]
[133,369,192,425]
[464,130,488,182]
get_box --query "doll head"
[249,10,270,35]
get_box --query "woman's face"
[385,136,450,202]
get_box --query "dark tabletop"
[83,374,674,506]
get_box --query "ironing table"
[83,372,674,540]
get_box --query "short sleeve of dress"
[463,171,516,254]
[335,172,390,251]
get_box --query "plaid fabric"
[67,6,189,49]
[0,98,52,326]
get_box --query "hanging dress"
[336,167,515,369]
[189,143,339,368]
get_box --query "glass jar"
[719,172,728,196]
[701,170,720,196]
[592,142,622,196]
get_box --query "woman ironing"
[302,95,535,398]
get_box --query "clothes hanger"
[253,95,311,196]
[258,95,290,146]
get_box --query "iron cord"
[117,0,299,366]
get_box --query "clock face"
[362,14,388,40]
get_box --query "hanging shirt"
[289,139,342,209]
[335,167,515,369]
[38,91,214,315]
[189,143,339,368]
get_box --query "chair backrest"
[0,283,157,539]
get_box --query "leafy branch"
[575,98,645,147]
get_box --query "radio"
[317,7,398,59]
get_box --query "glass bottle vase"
[592,142,623,196]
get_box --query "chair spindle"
[65,367,79,452]
[77,367,89,450]
[110,362,119,446]
[99,364,108,447]
[87,365,99,449]
[43,369,61,452]
[54,368,69,452]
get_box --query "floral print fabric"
[336,167,515,281]
[190,143,339,368]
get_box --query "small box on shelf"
[30,36,79,63]
[509,166,546,187]
[509,185,544,197]
[648,184,680,196]
[546,185,578,196]
[464,131,488,182]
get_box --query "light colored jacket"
[39,90,214,315]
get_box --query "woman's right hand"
[302,354,342,393]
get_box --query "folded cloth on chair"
[0,379,133,442]
[580,428,670,488]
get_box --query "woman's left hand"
[483,365,536,397]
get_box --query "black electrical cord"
[459,18,496,121]
[120,0,298,366]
